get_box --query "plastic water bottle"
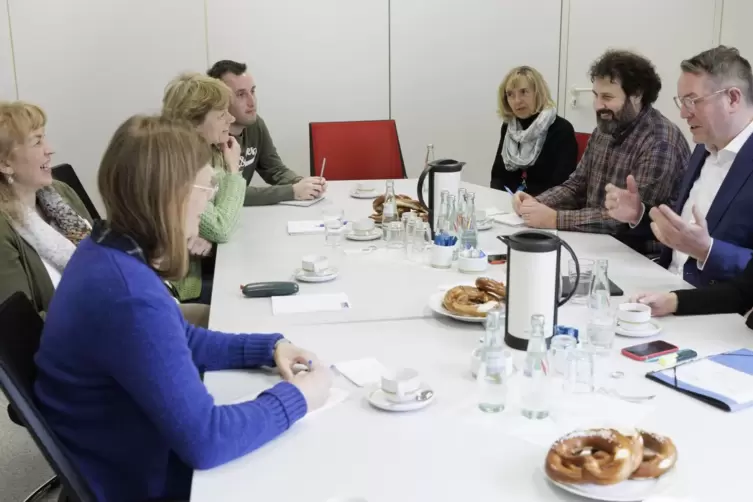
[521,314,550,420]
[477,309,507,413]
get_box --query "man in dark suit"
[605,46,753,287]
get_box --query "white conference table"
[193,180,753,501]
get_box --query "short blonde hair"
[497,66,555,122]
[0,101,48,221]
[162,72,232,125]
[98,115,212,280]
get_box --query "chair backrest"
[575,132,591,163]
[309,120,407,181]
[51,163,101,221]
[0,292,95,502]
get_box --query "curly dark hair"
[207,60,247,80]
[589,50,662,107]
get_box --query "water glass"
[565,347,595,394]
[324,220,344,247]
[549,334,577,379]
[385,221,404,249]
[404,214,418,249]
[569,258,594,304]
[321,205,345,224]
[410,221,432,263]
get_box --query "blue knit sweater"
[34,238,308,502]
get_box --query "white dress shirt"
[668,119,753,275]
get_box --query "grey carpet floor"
[0,393,59,502]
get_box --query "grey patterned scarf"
[501,107,557,172]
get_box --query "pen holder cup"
[430,244,454,269]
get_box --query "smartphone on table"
[621,340,679,361]
[487,253,507,264]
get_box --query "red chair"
[575,132,591,163]
[309,120,407,180]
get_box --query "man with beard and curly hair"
[512,50,690,243]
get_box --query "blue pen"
[504,186,515,196]
[319,220,348,227]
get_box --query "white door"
[562,0,717,143]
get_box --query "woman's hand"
[273,341,318,380]
[222,136,242,174]
[631,292,678,317]
[291,362,333,412]
[187,236,213,257]
[512,191,534,215]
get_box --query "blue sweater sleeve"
[95,296,307,470]
[185,322,283,372]
[701,239,753,283]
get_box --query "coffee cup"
[381,368,421,403]
[617,302,651,330]
[476,209,488,223]
[302,255,329,276]
[352,218,375,235]
[355,182,375,193]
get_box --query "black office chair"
[51,163,101,221]
[0,292,95,502]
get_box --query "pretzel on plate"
[630,431,677,479]
[441,286,499,318]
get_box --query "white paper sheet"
[271,293,351,315]
[672,358,753,404]
[286,220,325,235]
[230,386,349,421]
[279,196,326,207]
[333,358,389,387]
[484,206,504,217]
[493,212,525,227]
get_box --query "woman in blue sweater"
[33,115,333,502]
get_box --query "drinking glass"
[569,258,594,304]
[565,347,595,394]
[385,221,404,249]
[549,334,577,379]
[410,221,432,263]
[321,205,344,224]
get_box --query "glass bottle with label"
[461,192,478,251]
[382,180,399,239]
[521,314,550,420]
[477,309,507,413]
[586,259,614,354]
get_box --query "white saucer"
[294,268,339,283]
[346,229,382,241]
[428,291,494,323]
[615,319,662,338]
[350,190,379,199]
[367,386,435,412]
[543,465,675,501]
[477,219,493,231]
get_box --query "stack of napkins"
[493,212,525,227]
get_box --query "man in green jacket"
[208,60,326,206]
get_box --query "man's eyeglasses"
[673,88,730,111]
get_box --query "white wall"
[8,0,207,211]
[562,0,717,143]
[390,0,561,189]
[206,0,390,183]
[0,2,15,100]
[4,0,753,213]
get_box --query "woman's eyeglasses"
[193,179,219,198]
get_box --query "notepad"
[287,220,325,235]
[278,196,326,207]
[230,386,349,420]
[271,293,351,315]
[646,348,753,412]
[333,358,389,387]
[493,212,525,227]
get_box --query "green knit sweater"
[172,150,246,301]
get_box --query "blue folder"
[646,348,753,412]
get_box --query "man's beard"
[596,101,638,135]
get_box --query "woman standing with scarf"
[490,66,578,196]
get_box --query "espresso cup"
[352,218,375,235]
[617,302,652,330]
[302,255,329,276]
[356,182,375,193]
[381,368,421,403]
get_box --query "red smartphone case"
[621,345,678,362]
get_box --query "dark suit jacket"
[629,136,753,287]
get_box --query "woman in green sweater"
[0,101,93,316]
[162,72,246,304]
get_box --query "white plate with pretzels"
[428,278,506,323]
[543,428,678,501]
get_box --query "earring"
[4,173,12,185]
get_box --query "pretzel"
[441,286,499,317]
[630,431,677,479]
[372,194,428,215]
[545,429,638,485]
[475,277,506,300]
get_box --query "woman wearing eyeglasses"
[34,115,333,502]
[162,72,245,305]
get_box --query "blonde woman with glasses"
[34,115,333,502]
[162,72,245,305]
[491,66,578,196]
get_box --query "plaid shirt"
[537,106,691,234]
